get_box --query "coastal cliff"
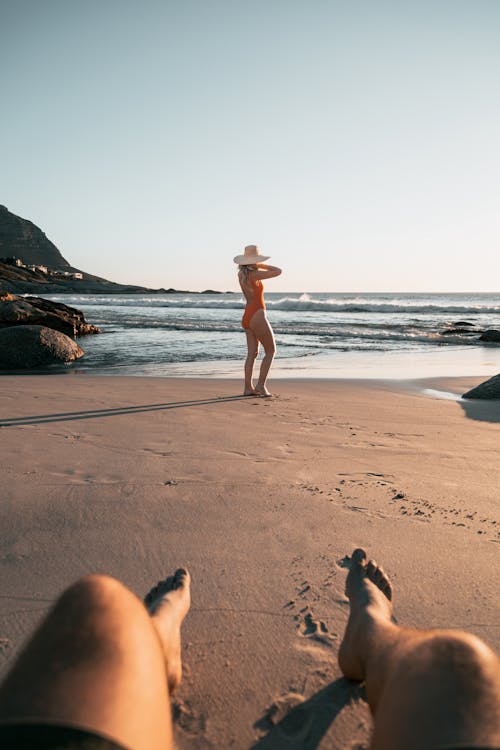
[0,205,158,293]
[0,205,209,295]
[0,204,71,269]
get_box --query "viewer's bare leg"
[0,569,191,750]
[250,310,276,396]
[339,549,500,750]
[243,329,259,395]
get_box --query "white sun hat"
[233,244,270,265]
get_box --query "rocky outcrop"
[439,322,500,343]
[479,330,500,343]
[463,373,500,400]
[439,320,478,337]
[0,325,84,369]
[0,205,71,269]
[0,294,100,336]
[0,206,224,295]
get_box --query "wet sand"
[1,375,499,749]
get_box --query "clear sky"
[1,0,499,292]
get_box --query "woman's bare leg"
[338,549,500,750]
[243,329,259,395]
[0,569,191,750]
[250,310,276,396]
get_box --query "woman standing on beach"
[234,244,282,397]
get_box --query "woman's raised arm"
[253,264,282,280]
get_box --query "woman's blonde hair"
[238,264,256,282]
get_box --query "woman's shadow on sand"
[251,678,366,750]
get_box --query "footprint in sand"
[141,447,173,457]
[254,692,307,737]
[172,698,207,735]
[302,613,328,637]
[292,604,336,648]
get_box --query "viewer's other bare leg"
[0,570,191,750]
[338,549,500,750]
[250,311,276,396]
[243,329,259,395]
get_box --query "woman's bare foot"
[144,568,191,693]
[243,388,259,396]
[255,384,272,397]
[338,549,393,682]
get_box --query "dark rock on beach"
[462,373,500,400]
[0,293,100,336]
[0,325,85,369]
[479,329,500,343]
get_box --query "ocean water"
[47,292,500,379]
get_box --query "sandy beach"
[1,374,499,749]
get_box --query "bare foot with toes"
[255,385,272,397]
[338,548,393,682]
[144,568,191,693]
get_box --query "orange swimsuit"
[241,277,265,330]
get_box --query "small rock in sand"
[0,324,84,369]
